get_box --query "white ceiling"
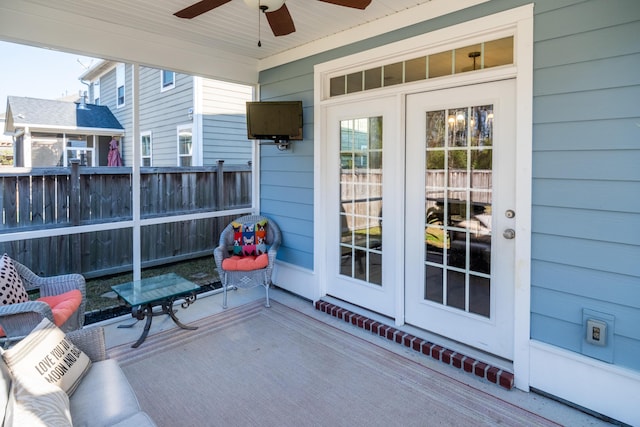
[0,0,486,84]
[25,0,434,58]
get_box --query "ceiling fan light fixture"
[243,0,285,12]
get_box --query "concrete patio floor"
[91,286,615,427]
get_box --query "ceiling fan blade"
[317,0,372,10]
[174,0,232,19]
[265,4,296,37]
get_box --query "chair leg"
[264,283,270,308]
[222,282,228,309]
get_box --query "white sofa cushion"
[70,359,142,427]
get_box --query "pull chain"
[257,1,262,47]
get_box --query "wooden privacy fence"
[0,160,251,277]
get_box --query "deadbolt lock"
[505,209,515,218]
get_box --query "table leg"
[131,305,153,348]
[162,300,198,331]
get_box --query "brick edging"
[315,300,514,390]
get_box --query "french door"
[405,80,516,359]
[325,97,399,316]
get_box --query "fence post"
[216,160,225,233]
[70,160,81,272]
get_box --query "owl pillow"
[231,219,269,257]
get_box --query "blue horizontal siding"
[532,234,639,277]
[532,286,640,341]
[532,179,640,213]
[533,20,640,68]
[261,185,313,205]
[534,118,640,151]
[534,86,640,124]
[532,206,639,246]
[531,313,582,352]
[531,260,640,308]
[534,54,640,96]
[533,150,640,180]
[524,0,638,374]
[534,0,640,40]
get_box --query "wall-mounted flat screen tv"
[246,101,303,141]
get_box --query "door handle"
[503,229,515,239]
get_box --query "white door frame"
[314,5,533,390]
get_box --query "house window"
[141,132,152,166]
[116,64,125,107]
[177,125,192,166]
[161,70,175,91]
[329,36,514,98]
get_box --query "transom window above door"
[329,36,513,98]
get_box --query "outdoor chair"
[0,255,86,345]
[214,215,281,308]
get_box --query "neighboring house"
[3,96,123,167]
[0,1,638,425]
[79,61,254,167]
[0,113,13,165]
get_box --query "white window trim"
[116,64,126,108]
[160,70,175,92]
[140,131,152,166]
[177,124,193,166]
[313,4,533,391]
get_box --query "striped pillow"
[1,318,91,396]
[4,373,72,427]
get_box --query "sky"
[0,41,98,110]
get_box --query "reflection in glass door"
[424,105,493,317]
[339,117,383,286]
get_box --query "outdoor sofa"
[0,325,156,426]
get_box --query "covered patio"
[1,1,638,425]
[98,287,608,426]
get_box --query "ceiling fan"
[174,0,372,37]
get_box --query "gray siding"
[94,66,253,166]
[99,65,133,165]
[259,0,640,371]
[139,68,193,166]
[201,79,253,166]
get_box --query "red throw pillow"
[221,254,269,271]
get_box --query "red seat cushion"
[221,254,269,271]
[0,289,82,337]
[37,289,83,327]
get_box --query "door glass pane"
[339,117,383,286]
[423,104,494,317]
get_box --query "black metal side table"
[111,273,200,348]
